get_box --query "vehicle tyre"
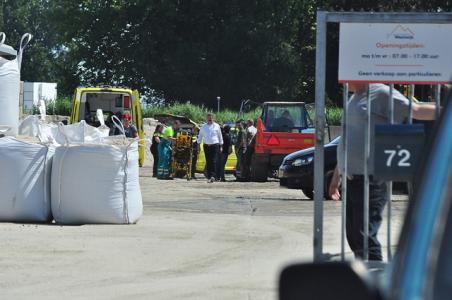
[301,170,335,200]
[250,155,268,182]
[302,188,314,200]
[287,178,300,189]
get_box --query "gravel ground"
[0,166,407,300]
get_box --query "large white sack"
[0,137,53,222]
[19,117,109,146]
[0,34,31,136]
[51,139,143,224]
[54,120,110,145]
[18,115,58,143]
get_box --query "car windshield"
[263,104,308,132]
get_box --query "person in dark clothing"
[234,120,245,178]
[273,110,294,130]
[239,120,257,181]
[123,113,138,138]
[216,125,231,181]
[329,83,437,261]
[150,124,163,177]
[191,128,200,179]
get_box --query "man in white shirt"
[246,119,257,143]
[197,113,223,182]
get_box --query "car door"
[387,97,452,300]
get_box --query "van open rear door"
[70,88,82,124]
[132,90,145,167]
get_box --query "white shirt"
[197,122,223,145]
[247,125,257,137]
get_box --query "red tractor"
[247,102,315,182]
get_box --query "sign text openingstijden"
[339,23,452,84]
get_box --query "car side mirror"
[279,261,382,300]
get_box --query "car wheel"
[280,178,288,186]
[302,188,314,200]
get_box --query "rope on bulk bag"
[111,114,131,223]
[55,122,72,222]
[0,125,11,134]
[17,33,32,70]
[121,137,140,224]
[112,115,126,137]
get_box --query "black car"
[278,137,340,199]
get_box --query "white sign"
[339,23,452,84]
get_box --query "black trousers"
[346,176,388,261]
[240,145,254,180]
[152,151,159,176]
[203,144,219,179]
[191,143,198,177]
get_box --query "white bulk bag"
[0,34,31,136]
[54,120,110,145]
[51,138,143,224]
[0,137,53,222]
[19,118,109,146]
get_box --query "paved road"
[0,167,407,300]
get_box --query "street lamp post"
[217,96,221,113]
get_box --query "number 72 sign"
[372,124,425,181]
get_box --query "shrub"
[142,103,261,124]
[32,96,72,116]
[307,105,343,126]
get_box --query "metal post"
[435,85,441,119]
[387,84,394,261]
[363,86,371,261]
[217,96,221,113]
[313,11,327,262]
[341,84,348,261]
[408,85,414,124]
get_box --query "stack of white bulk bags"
[0,136,53,222]
[0,34,31,136]
[51,137,143,224]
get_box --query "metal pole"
[364,85,371,261]
[341,83,348,261]
[313,11,327,262]
[387,84,394,261]
[217,96,221,113]
[408,85,414,124]
[435,85,441,119]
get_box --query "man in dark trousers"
[216,125,232,181]
[234,120,245,178]
[329,83,436,261]
[197,113,223,183]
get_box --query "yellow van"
[69,86,145,166]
